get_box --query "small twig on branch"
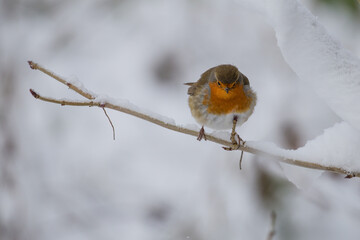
[29,89,93,106]
[28,61,94,100]
[28,61,360,178]
[266,211,277,240]
[102,107,115,140]
[28,61,116,139]
[239,150,244,170]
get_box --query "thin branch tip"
[29,89,39,99]
[102,107,116,140]
[266,211,277,240]
[28,60,37,69]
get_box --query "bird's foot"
[197,126,207,141]
[230,115,241,145]
[223,134,244,151]
[230,131,244,146]
[223,133,246,170]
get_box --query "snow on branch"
[28,61,360,178]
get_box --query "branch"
[28,61,94,100]
[28,61,360,178]
[266,211,276,240]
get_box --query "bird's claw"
[197,126,207,141]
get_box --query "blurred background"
[1,0,360,239]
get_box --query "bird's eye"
[217,81,221,86]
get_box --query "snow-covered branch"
[28,61,360,178]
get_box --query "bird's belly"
[188,86,255,130]
[202,110,252,130]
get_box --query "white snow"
[3,0,360,239]
[181,124,200,132]
[67,75,98,97]
[247,121,360,172]
[264,0,360,131]
[95,95,177,125]
[293,122,360,171]
[237,0,360,185]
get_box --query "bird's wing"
[184,82,196,96]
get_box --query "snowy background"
[1,0,360,239]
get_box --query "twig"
[28,61,94,100]
[102,107,115,140]
[239,150,244,170]
[28,61,360,178]
[28,61,116,138]
[266,211,276,240]
[30,89,93,106]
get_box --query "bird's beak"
[225,88,230,93]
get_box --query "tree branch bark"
[28,61,360,178]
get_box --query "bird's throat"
[203,82,251,114]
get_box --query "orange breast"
[203,82,252,114]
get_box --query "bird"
[185,64,256,145]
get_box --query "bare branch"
[29,89,95,106]
[28,61,360,178]
[266,211,276,240]
[28,61,94,100]
[239,150,244,170]
[102,107,115,140]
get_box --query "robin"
[185,64,257,145]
